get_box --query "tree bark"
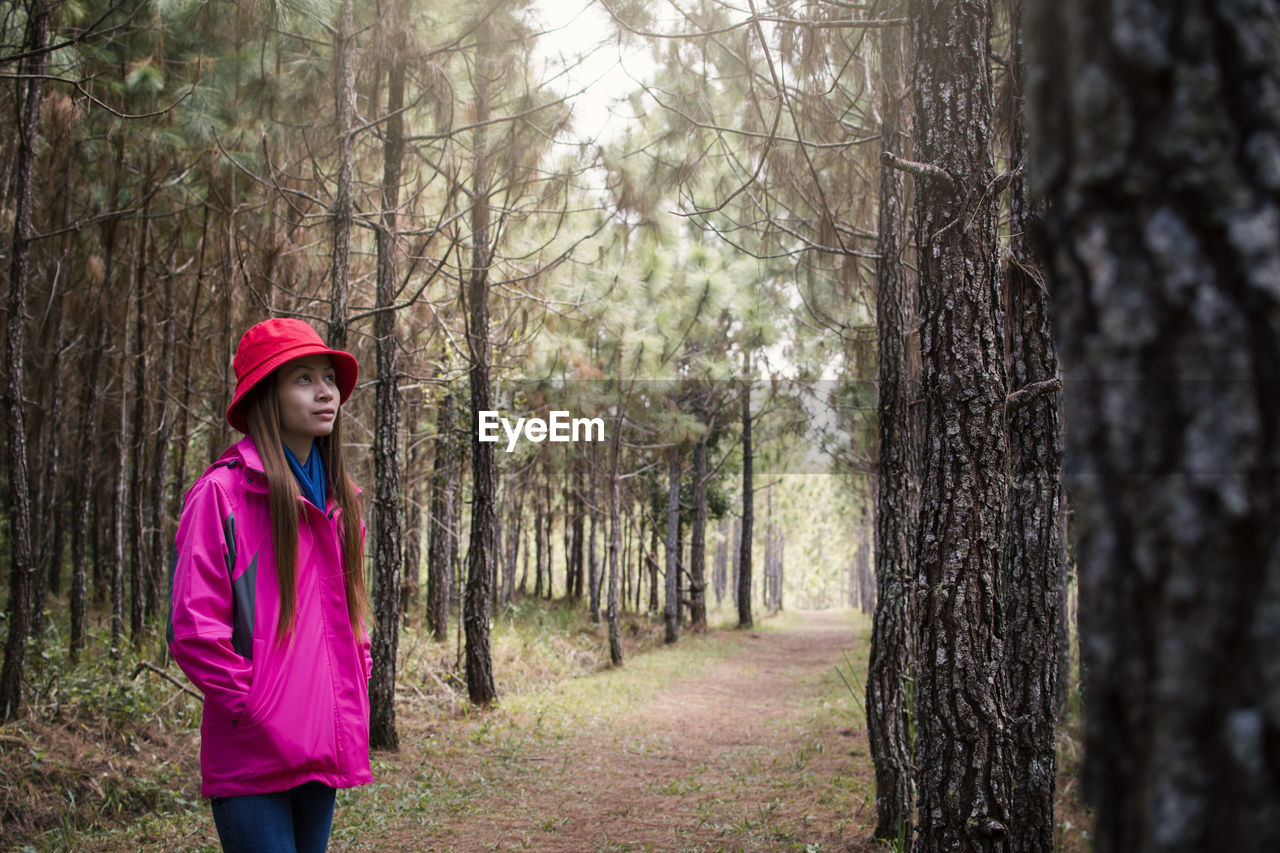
[1032,0,1280,847]
[606,404,624,665]
[147,260,177,629]
[403,391,424,620]
[908,0,1012,847]
[690,424,708,630]
[664,446,681,644]
[128,205,150,644]
[571,462,585,601]
[327,0,355,350]
[463,16,498,705]
[736,377,754,629]
[1000,1,1063,848]
[68,319,105,662]
[427,392,456,641]
[867,0,919,840]
[588,447,602,623]
[0,0,50,721]
[370,28,406,750]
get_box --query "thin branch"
[880,150,957,190]
[130,661,203,702]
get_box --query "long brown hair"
[243,377,372,642]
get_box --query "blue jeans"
[209,781,336,853]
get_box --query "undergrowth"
[0,597,744,851]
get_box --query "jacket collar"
[213,436,269,494]
[224,436,339,515]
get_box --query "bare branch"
[880,150,957,190]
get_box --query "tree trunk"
[664,446,681,644]
[427,393,455,641]
[867,0,919,839]
[0,0,50,720]
[571,463,585,601]
[370,31,406,750]
[859,532,875,615]
[109,304,130,657]
[736,378,754,629]
[588,446,602,623]
[690,425,708,631]
[730,517,741,607]
[1000,1,1063,848]
[908,0,1012,847]
[544,479,555,599]
[714,519,727,605]
[1032,0,1280,847]
[533,490,545,599]
[31,273,65,635]
[463,16,498,705]
[606,405,624,665]
[68,319,106,664]
[129,208,150,644]
[647,524,659,614]
[147,263,177,628]
[327,0,356,350]
[403,390,424,620]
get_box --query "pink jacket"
[169,437,373,797]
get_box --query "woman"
[169,318,372,853]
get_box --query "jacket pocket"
[236,637,269,728]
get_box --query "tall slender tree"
[664,445,682,644]
[737,370,754,630]
[0,0,52,720]
[369,2,408,750]
[327,0,356,350]
[462,9,499,705]
[866,1,919,839]
[901,0,1012,846]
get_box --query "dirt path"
[355,611,877,852]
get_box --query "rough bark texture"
[664,447,681,644]
[403,392,424,618]
[128,215,149,643]
[737,381,754,629]
[588,448,601,622]
[0,0,48,720]
[690,428,709,630]
[908,0,1012,848]
[1031,0,1280,848]
[327,0,355,350]
[867,0,920,834]
[146,269,177,629]
[370,35,406,751]
[427,393,456,641]
[1001,1,1062,848]
[607,407,624,666]
[463,18,498,705]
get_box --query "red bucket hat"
[226,318,359,434]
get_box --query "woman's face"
[276,354,338,458]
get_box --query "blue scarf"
[283,442,327,510]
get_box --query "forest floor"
[44,609,877,852]
[13,607,1092,852]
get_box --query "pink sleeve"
[168,480,253,720]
